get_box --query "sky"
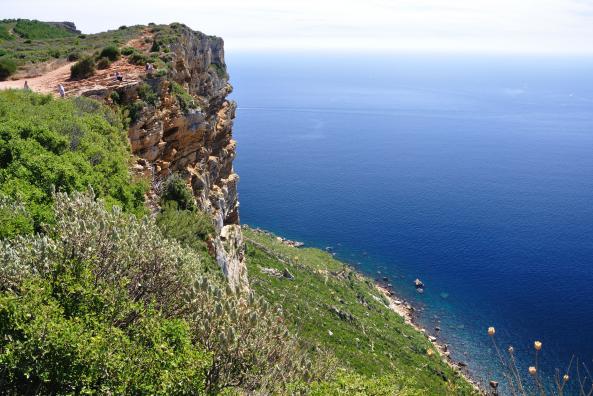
[3,0,593,54]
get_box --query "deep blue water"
[227,52,593,386]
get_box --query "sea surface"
[227,52,593,387]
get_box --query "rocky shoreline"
[248,227,305,248]
[246,225,483,393]
[374,282,483,393]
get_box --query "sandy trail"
[0,31,153,97]
[0,62,75,94]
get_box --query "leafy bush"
[99,45,120,61]
[0,191,324,394]
[161,175,195,211]
[126,99,145,123]
[0,24,13,41]
[70,56,95,79]
[157,202,213,247]
[0,57,17,81]
[170,81,196,113]
[96,56,111,70]
[156,202,219,276]
[0,228,210,394]
[0,197,34,239]
[150,40,160,52]
[137,82,159,106]
[128,51,148,66]
[66,51,80,61]
[0,90,146,232]
[121,46,135,56]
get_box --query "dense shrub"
[96,56,111,69]
[0,57,17,81]
[121,46,135,56]
[129,51,148,66]
[156,202,220,276]
[161,175,195,211]
[0,90,146,232]
[0,24,13,41]
[70,56,95,79]
[0,192,324,394]
[66,51,80,61]
[157,202,213,247]
[170,81,196,113]
[0,198,211,394]
[0,197,33,239]
[137,82,158,106]
[99,45,120,61]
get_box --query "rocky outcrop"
[47,21,81,34]
[121,26,247,291]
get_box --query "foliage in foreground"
[0,90,146,236]
[0,192,328,394]
[243,227,478,394]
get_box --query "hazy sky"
[3,0,593,53]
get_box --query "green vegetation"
[0,90,146,234]
[0,19,142,74]
[0,21,480,394]
[96,56,111,70]
[0,58,17,80]
[243,227,478,394]
[161,175,196,211]
[0,192,325,394]
[171,81,197,113]
[70,56,95,79]
[11,19,76,40]
[99,45,120,61]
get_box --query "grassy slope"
[0,19,143,71]
[244,227,478,394]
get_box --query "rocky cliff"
[103,25,247,291]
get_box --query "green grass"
[12,19,76,39]
[243,227,478,394]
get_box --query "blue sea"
[227,52,593,387]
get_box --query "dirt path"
[0,62,75,94]
[0,31,153,97]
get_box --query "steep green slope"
[244,227,478,395]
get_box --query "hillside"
[0,20,479,394]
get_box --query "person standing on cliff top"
[58,84,65,98]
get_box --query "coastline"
[245,226,483,393]
[374,283,483,393]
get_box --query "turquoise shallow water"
[227,52,593,387]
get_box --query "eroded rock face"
[125,27,248,291]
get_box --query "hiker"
[146,62,154,75]
[58,84,65,98]
[23,81,30,91]
[115,71,123,82]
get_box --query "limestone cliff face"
[122,27,247,290]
